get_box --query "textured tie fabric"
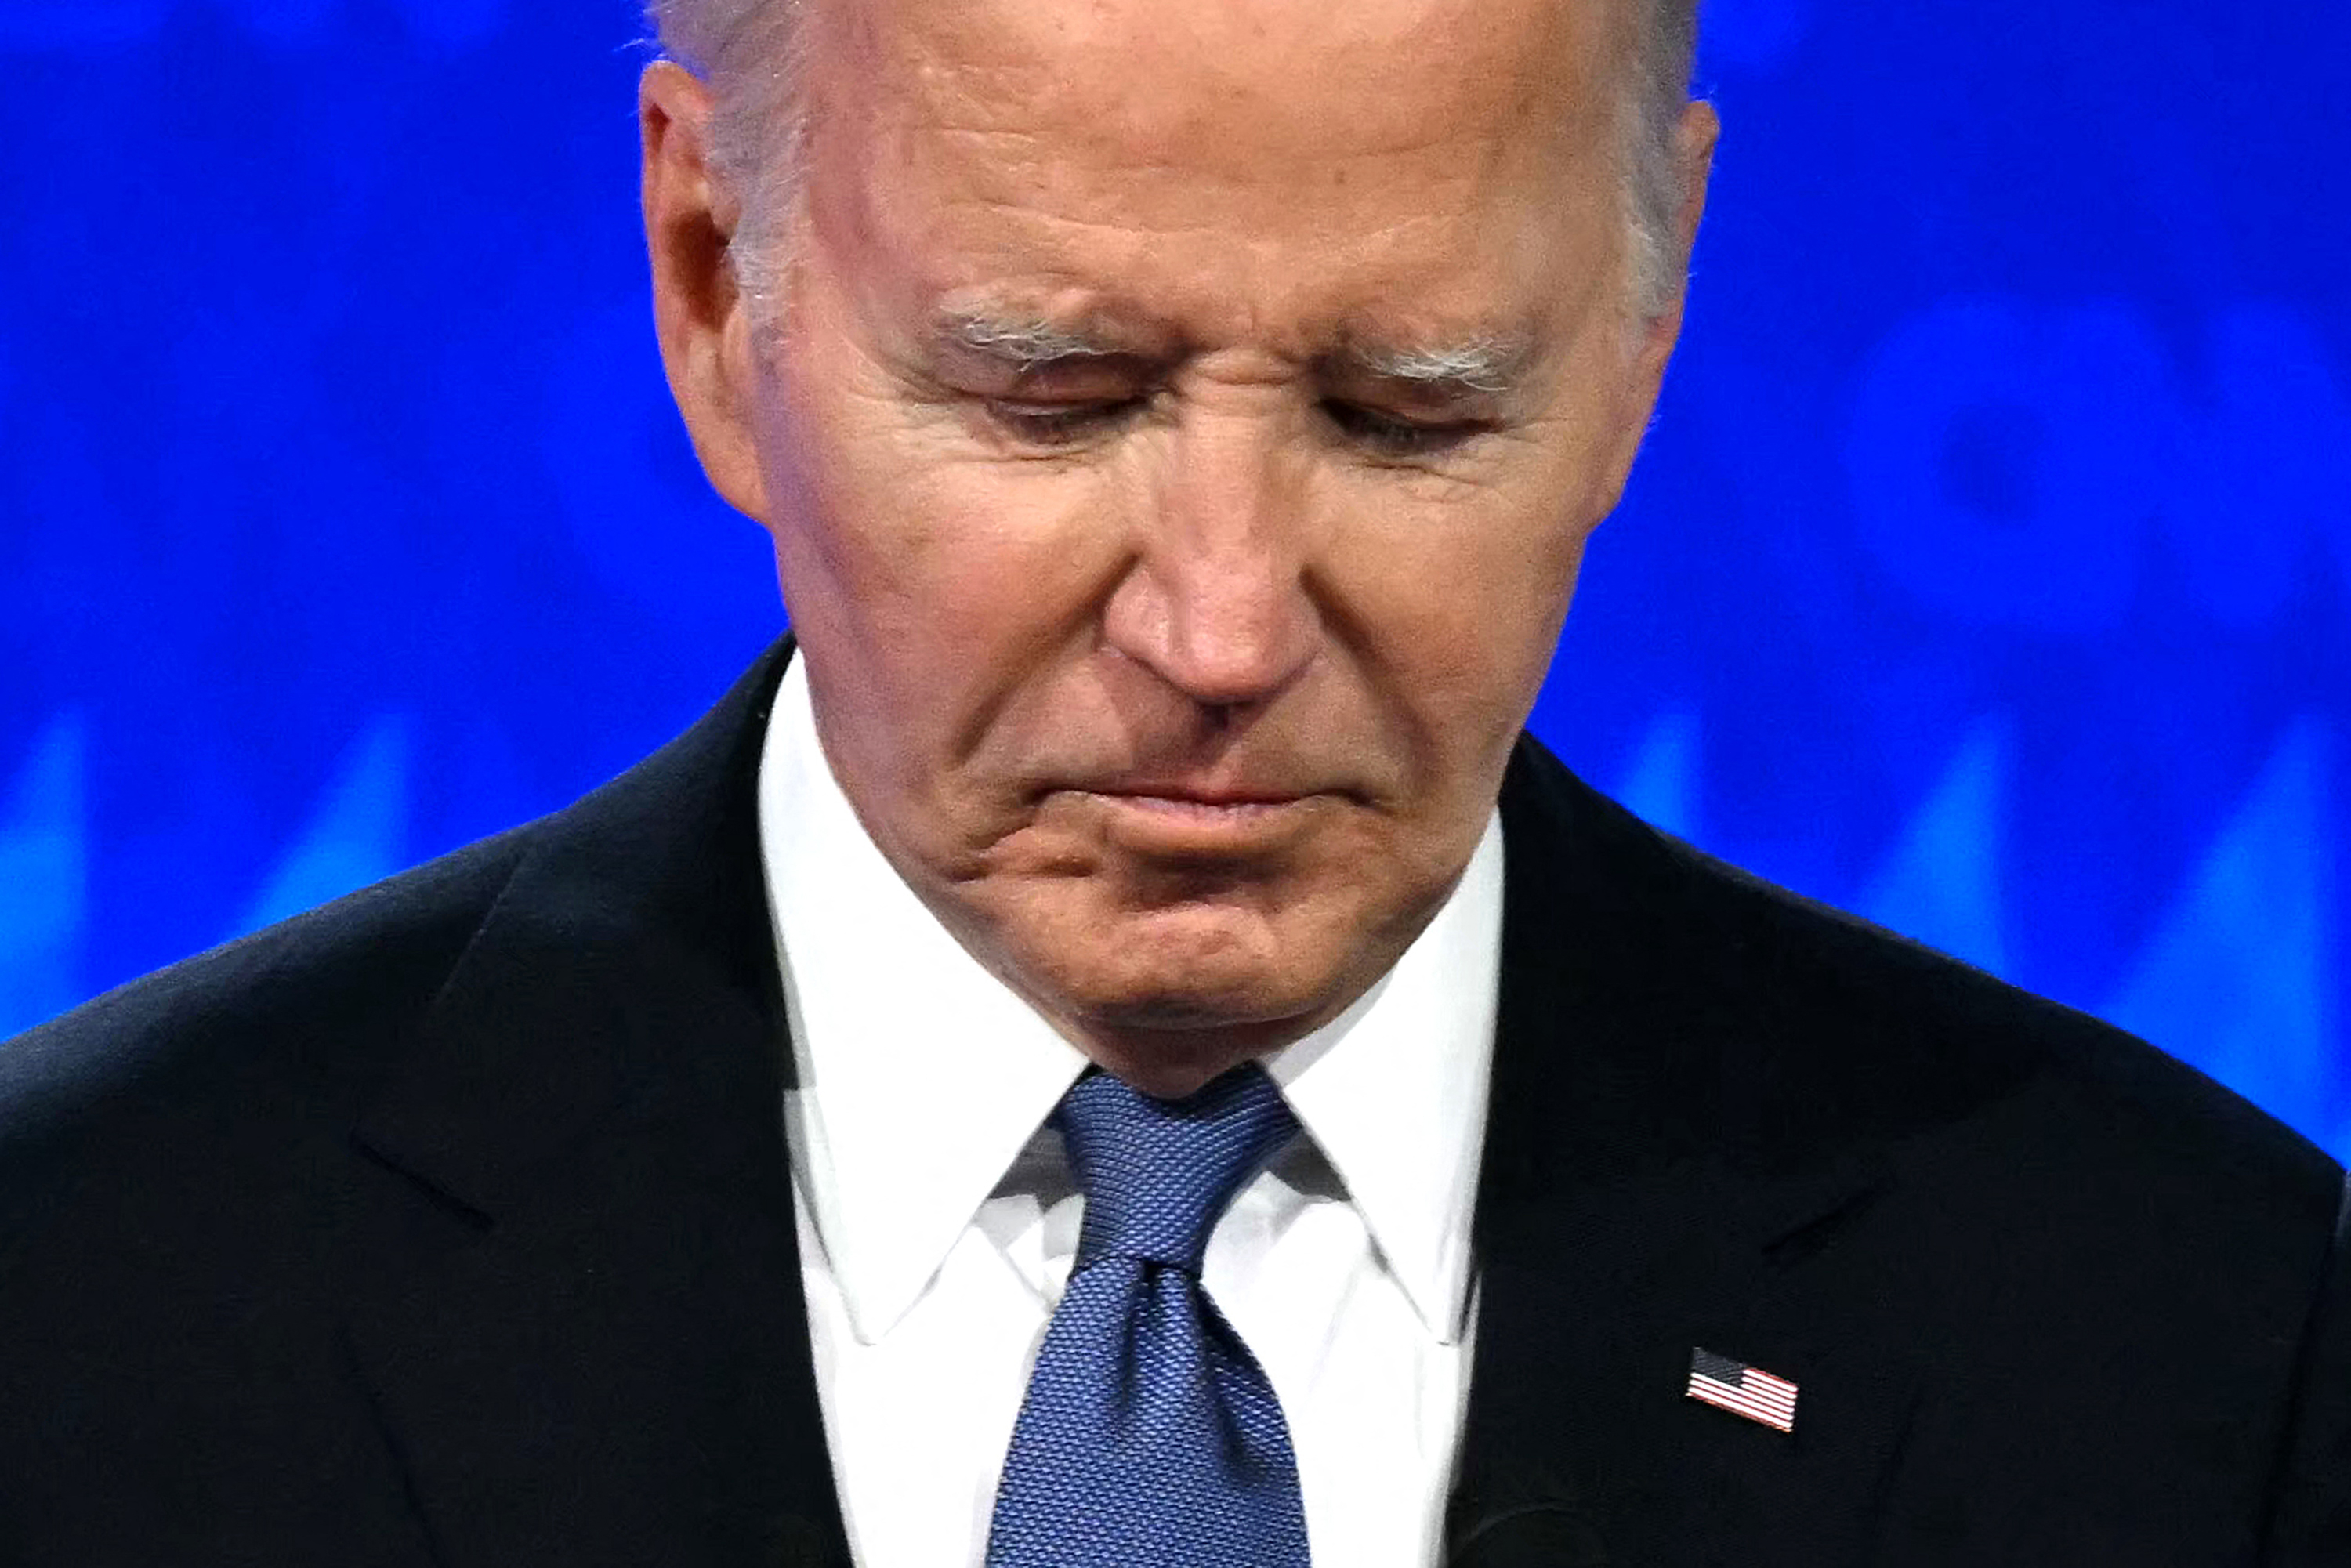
[986,1064,1313,1568]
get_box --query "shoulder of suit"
[1507,736,2344,1225]
[0,639,795,1201]
[0,816,539,1190]
[1679,811,2340,1215]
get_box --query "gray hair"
[1620,0,1704,317]
[644,0,1701,322]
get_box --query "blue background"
[2,0,2345,1159]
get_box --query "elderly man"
[0,0,2343,1563]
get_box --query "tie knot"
[1056,1065,1299,1273]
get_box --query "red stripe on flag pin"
[1686,1347,1799,1433]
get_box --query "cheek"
[788,461,1118,668]
[1326,480,1593,781]
[755,359,1129,745]
[1425,411,1628,715]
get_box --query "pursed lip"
[1086,784,1316,809]
[1061,783,1337,841]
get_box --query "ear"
[1632,99,1720,384]
[641,61,772,523]
[1594,99,1721,512]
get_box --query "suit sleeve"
[2262,1171,2351,1565]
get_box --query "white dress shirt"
[758,655,1505,1567]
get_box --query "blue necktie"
[986,1065,1313,1568]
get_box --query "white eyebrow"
[939,310,1531,394]
[1346,335,1534,396]
[936,311,1124,368]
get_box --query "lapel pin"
[1686,1346,1799,1433]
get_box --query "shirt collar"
[759,653,1504,1347]
[1262,812,1502,1344]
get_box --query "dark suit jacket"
[2,639,2344,1566]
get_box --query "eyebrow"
[935,310,1136,368]
[1337,332,1537,397]
[935,306,1536,397]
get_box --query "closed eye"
[985,399,1148,447]
[1320,400,1490,458]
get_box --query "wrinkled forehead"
[813,0,1617,154]
[795,0,1630,353]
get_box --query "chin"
[941,825,1440,1083]
[1007,896,1357,1047]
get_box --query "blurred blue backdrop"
[1,0,2345,1157]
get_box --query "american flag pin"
[1686,1346,1799,1433]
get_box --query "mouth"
[1093,787,1308,813]
[1064,784,1335,849]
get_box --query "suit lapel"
[1450,739,1920,1567]
[346,637,851,1568]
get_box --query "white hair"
[1620,0,1704,317]
[643,0,1701,322]
[643,0,805,319]
[1354,335,1535,396]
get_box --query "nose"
[1100,420,1322,711]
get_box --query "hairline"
[646,0,1699,323]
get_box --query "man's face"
[661,0,1706,1092]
